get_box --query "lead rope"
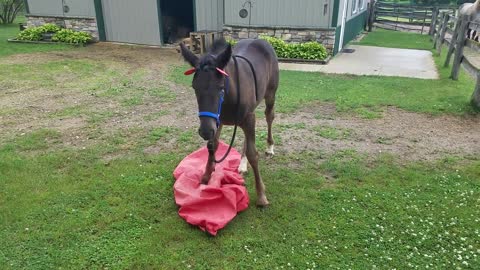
[233,55,258,101]
[210,56,241,163]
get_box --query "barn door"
[102,0,162,45]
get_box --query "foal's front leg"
[201,125,223,185]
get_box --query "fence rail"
[431,11,480,108]
[373,1,456,34]
[366,1,480,107]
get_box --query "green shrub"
[226,38,237,46]
[52,29,92,45]
[259,36,328,60]
[40,23,62,33]
[16,24,62,41]
[293,42,328,60]
[16,27,44,41]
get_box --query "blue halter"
[198,75,229,127]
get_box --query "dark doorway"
[160,0,195,44]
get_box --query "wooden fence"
[373,1,456,34]
[430,11,480,108]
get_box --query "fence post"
[395,6,399,31]
[472,75,480,109]
[436,13,450,55]
[368,0,376,32]
[421,9,428,35]
[445,15,462,67]
[450,15,471,80]
[433,12,445,47]
[429,7,439,36]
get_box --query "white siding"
[27,0,95,17]
[224,0,333,29]
[195,0,223,31]
[27,0,64,16]
[63,0,95,17]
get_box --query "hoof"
[256,196,270,207]
[200,175,210,185]
[265,145,275,157]
[238,167,248,174]
[265,151,274,158]
[238,156,248,174]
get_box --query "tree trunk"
[0,0,24,24]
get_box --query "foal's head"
[180,40,232,141]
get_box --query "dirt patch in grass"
[273,103,480,161]
[1,44,479,161]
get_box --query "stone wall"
[223,25,336,52]
[26,15,99,41]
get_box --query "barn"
[23,0,368,55]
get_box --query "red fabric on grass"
[173,141,249,235]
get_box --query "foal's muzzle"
[198,117,217,141]
[198,127,215,141]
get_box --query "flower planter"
[278,55,331,65]
[41,32,55,41]
[7,38,87,47]
[19,23,26,31]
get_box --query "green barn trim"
[192,0,197,31]
[157,0,164,45]
[342,11,367,48]
[23,0,30,14]
[333,0,368,56]
[331,0,340,27]
[93,0,106,41]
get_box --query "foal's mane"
[209,39,229,54]
[198,39,231,71]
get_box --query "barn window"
[359,0,364,10]
[352,0,358,14]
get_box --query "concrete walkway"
[279,45,438,79]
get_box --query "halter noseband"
[184,67,229,127]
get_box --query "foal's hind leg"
[265,97,275,157]
[238,140,248,174]
[242,112,269,206]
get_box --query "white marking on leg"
[238,155,248,174]
[266,144,275,156]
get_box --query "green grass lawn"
[354,28,432,50]
[1,131,479,269]
[1,29,480,269]
[0,20,71,58]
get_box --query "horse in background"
[458,0,480,41]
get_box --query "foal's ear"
[215,44,232,69]
[180,43,199,67]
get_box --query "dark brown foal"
[180,39,279,206]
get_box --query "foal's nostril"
[198,128,214,141]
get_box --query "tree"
[0,0,24,24]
